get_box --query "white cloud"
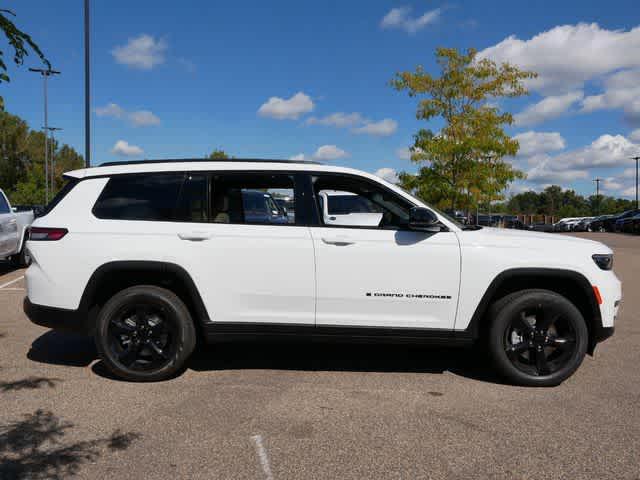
[513,131,566,156]
[352,118,398,137]
[396,147,411,160]
[380,6,441,34]
[581,69,640,124]
[478,23,640,94]
[95,103,125,118]
[526,166,588,184]
[289,153,306,161]
[514,91,583,126]
[128,110,161,127]
[312,145,349,161]
[374,167,399,184]
[630,129,640,142]
[111,140,143,157]
[112,34,167,70]
[95,103,160,127]
[306,112,398,136]
[553,134,638,170]
[306,112,365,128]
[258,92,314,120]
[514,133,640,192]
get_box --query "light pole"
[44,127,63,192]
[29,67,61,203]
[84,0,91,168]
[631,156,640,210]
[593,178,602,215]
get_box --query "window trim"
[91,172,187,222]
[91,170,307,227]
[209,171,303,227]
[0,190,11,214]
[303,171,425,232]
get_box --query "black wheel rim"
[503,304,577,377]
[107,302,178,372]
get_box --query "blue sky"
[3,0,640,198]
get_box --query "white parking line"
[251,435,274,480]
[0,275,24,290]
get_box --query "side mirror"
[408,207,440,232]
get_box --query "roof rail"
[98,158,322,167]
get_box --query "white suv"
[23,159,621,385]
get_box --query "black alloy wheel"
[503,305,577,377]
[487,289,588,386]
[108,303,177,372]
[95,286,196,382]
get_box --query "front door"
[308,174,460,330]
[0,192,17,258]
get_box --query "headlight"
[592,254,613,270]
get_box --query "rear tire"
[10,245,31,268]
[486,289,588,387]
[95,285,197,382]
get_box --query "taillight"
[29,227,68,241]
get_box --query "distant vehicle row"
[446,209,640,234]
[549,210,640,233]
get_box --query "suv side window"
[93,173,184,221]
[0,192,10,214]
[312,174,412,229]
[176,174,209,222]
[211,173,295,225]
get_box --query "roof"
[64,159,365,180]
[98,158,321,167]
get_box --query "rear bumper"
[23,297,91,335]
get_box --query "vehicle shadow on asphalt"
[26,331,506,385]
[0,260,21,277]
[188,342,506,385]
[27,331,97,368]
[0,409,141,480]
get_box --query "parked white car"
[319,190,383,227]
[0,189,34,266]
[24,159,621,386]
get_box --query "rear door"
[164,172,316,325]
[0,191,17,257]
[306,173,461,330]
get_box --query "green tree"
[0,108,31,191]
[497,186,635,217]
[0,106,83,203]
[208,149,231,160]
[1,8,49,83]
[391,47,536,211]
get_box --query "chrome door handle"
[178,231,214,241]
[321,236,355,246]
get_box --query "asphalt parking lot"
[0,232,638,479]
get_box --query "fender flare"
[78,260,210,330]
[464,268,602,342]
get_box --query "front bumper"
[23,297,91,335]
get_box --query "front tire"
[487,289,588,387]
[95,286,197,382]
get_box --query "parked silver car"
[0,189,34,266]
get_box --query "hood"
[458,227,612,254]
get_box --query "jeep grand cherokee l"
[23,159,621,386]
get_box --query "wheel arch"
[78,261,210,336]
[466,268,603,355]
